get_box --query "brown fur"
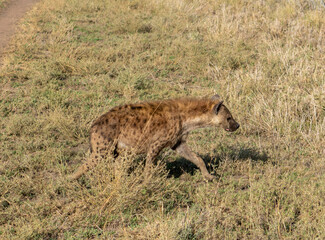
[69,95,239,181]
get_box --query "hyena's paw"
[203,173,217,182]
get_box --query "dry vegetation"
[0,0,324,239]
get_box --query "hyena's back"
[89,101,181,156]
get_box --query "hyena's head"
[211,95,240,132]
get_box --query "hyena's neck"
[182,114,214,133]
[174,99,216,134]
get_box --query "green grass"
[0,0,8,8]
[0,0,325,239]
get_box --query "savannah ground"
[0,0,324,239]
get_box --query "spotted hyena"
[69,95,239,181]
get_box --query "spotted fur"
[69,95,239,181]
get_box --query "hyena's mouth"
[226,128,235,132]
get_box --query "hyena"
[69,95,239,181]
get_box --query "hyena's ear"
[211,94,221,100]
[214,101,224,114]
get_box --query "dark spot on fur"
[133,122,137,127]
[171,140,182,150]
[130,105,143,110]
[106,119,108,124]
[113,148,119,158]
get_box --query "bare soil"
[0,0,39,59]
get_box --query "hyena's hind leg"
[68,129,118,181]
[68,143,118,181]
[68,151,101,181]
[68,116,120,181]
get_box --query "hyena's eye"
[227,117,232,121]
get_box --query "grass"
[0,0,8,8]
[0,0,324,238]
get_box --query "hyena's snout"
[226,119,240,132]
[233,121,240,131]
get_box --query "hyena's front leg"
[173,142,215,181]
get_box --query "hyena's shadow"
[166,145,268,179]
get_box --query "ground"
[0,0,39,60]
[0,0,325,239]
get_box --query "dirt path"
[0,0,39,59]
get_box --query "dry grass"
[0,0,324,239]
